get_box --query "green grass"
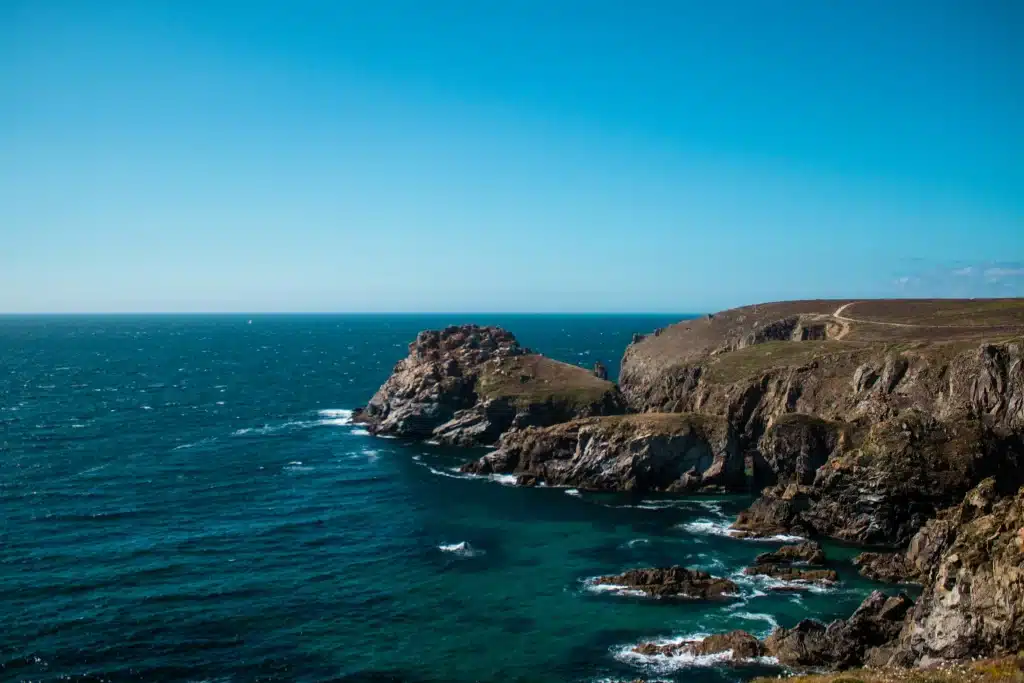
[475,354,616,409]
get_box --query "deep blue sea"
[1,315,883,683]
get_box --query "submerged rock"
[460,413,746,492]
[591,566,739,600]
[354,325,623,446]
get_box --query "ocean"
[1,315,882,683]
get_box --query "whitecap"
[411,454,423,461]
[625,538,650,548]
[438,541,485,558]
[733,611,780,637]
[489,473,518,486]
[581,577,649,598]
[363,449,379,460]
[731,569,838,595]
[317,408,353,426]
[350,428,371,436]
[678,519,737,538]
[173,437,217,451]
[565,488,582,498]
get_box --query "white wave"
[678,519,737,537]
[438,541,484,558]
[565,488,582,497]
[350,428,371,436]
[284,462,314,473]
[733,611,780,637]
[142,405,153,411]
[173,437,217,451]
[612,633,780,673]
[71,423,86,429]
[678,518,805,543]
[583,582,648,598]
[232,421,307,437]
[490,473,518,486]
[318,408,353,419]
[289,461,303,465]
[625,538,650,548]
[425,439,440,446]
[731,569,837,595]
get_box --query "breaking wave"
[438,541,485,558]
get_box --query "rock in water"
[591,566,739,599]
[743,564,838,585]
[633,630,765,660]
[756,541,826,565]
[353,325,623,446]
[460,413,746,492]
[764,590,913,668]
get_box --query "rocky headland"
[356,299,1024,675]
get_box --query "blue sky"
[2,0,1022,313]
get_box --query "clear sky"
[2,0,1022,313]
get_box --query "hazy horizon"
[3,1,1022,313]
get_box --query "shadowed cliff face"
[460,413,745,493]
[619,300,1024,545]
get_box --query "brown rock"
[853,552,920,583]
[632,630,765,661]
[591,566,739,600]
[743,564,838,585]
[756,541,826,566]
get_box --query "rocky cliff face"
[619,301,1024,545]
[883,480,1024,666]
[460,413,745,492]
[354,325,624,445]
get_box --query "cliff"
[620,299,1024,545]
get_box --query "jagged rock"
[884,481,1024,666]
[730,483,813,538]
[756,541,826,566]
[633,630,765,660]
[853,552,920,583]
[765,590,913,668]
[591,566,739,600]
[743,564,838,585]
[593,361,609,381]
[460,413,745,492]
[354,325,624,445]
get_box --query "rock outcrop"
[633,630,766,661]
[765,590,914,668]
[756,541,826,565]
[460,413,746,492]
[853,552,920,583]
[354,325,624,446]
[743,564,838,585]
[591,566,740,600]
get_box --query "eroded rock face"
[853,552,920,583]
[592,566,739,600]
[733,414,1023,545]
[354,325,624,445]
[886,481,1024,666]
[618,301,1024,546]
[460,413,745,492]
[756,542,826,566]
[633,630,765,660]
[764,590,914,669]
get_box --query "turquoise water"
[1,315,884,683]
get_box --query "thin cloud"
[951,267,974,276]
[983,267,1024,281]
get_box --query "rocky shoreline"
[355,300,1024,676]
